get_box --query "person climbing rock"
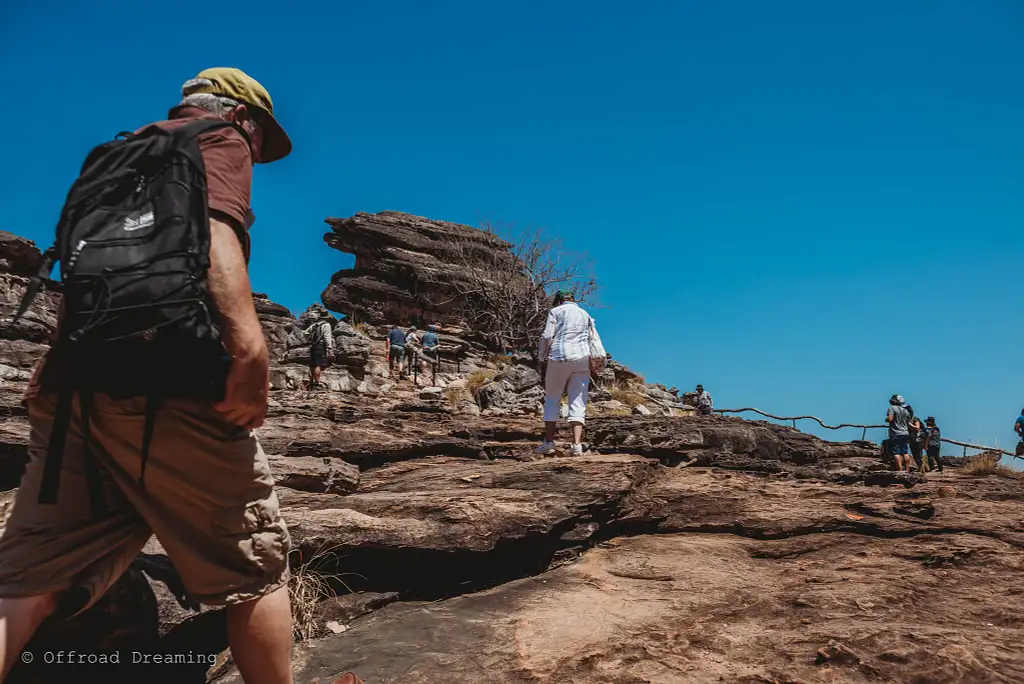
[695,384,714,417]
[907,405,927,473]
[1015,409,1024,457]
[886,394,912,473]
[305,309,335,390]
[536,290,606,455]
[0,68,303,684]
[406,326,422,375]
[421,324,441,371]
[924,416,943,472]
[386,325,407,379]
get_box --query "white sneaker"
[571,443,584,455]
[535,441,557,455]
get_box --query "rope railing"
[715,407,1020,460]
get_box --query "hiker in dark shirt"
[385,326,407,379]
[420,324,441,370]
[924,417,943,472]
[1014,409,1024,456]
[906,405,927,473]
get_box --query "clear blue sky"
[2,1,1022,458]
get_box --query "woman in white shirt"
[536,290,606,455]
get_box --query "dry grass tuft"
[962,451,1024,480]
[609,388,648,408]
[444,386,472,410]
[467,369,498,393]
[489,353,512,370]
[288,545,356,642]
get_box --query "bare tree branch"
[434,221,601,357]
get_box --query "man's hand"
[215,352,269,430]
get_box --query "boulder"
[320,211,516,328]
[495,363,541,391]
[0,231,43,277]
[266,454,360,494]
[591,399,629,414]
[476,364,542,413]
[254,293,295,364]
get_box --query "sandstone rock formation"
[320,211,514,328]
[3,224,1022,684]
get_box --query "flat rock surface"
[216,487,1024,683]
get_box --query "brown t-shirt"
[25,106,254,398]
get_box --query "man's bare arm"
[208,218,268,428]
[208,218,267,364]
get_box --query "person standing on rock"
[536,290,606,455]
[406,326,421,376]
[906,405,927,472]
[421,324,441,371]
[1014,409,1024,456]
[0,68,310,684]
[305,310,335,390]
[386,325,407,379]
[886,394,912,472]
[695,384,714,417]
[924,416,943,472]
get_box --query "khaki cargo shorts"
[0,392,290,616]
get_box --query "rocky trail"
[2,218,1023,683]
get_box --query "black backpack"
[13,118,249,517]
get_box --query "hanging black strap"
[138,394,160,488]
[38,386,74,505]
[79,388,107,520]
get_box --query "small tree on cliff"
[439,222,599,357]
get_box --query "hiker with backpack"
[535,290,607,455]
[421,324,441,367]
[695,384,714,416]
[886,394,913,473]
[385,325,407,379]
[907,405,927,472]
[305,309,335,390]
[405,325,422,375]
[0,68,364,684]
[924,416,943,472]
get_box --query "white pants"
[543,358,590,424]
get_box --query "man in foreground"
[0,68,367,684]
[886,394,912,473]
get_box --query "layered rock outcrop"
[4,221,1020,684]
[320,211,514,328]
